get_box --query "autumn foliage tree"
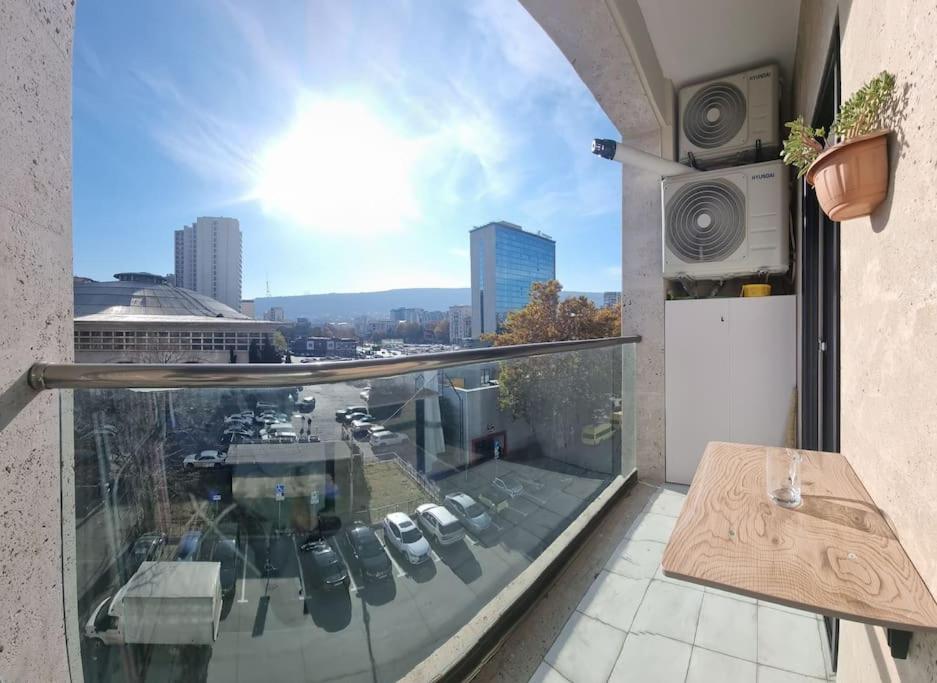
[484,280,622,461]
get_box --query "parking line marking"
[430,550,441,563]
[378,539,408,578]
[291,536,307,601]
[465,535,479,547]
[332,542,359,594]
[237,538,249,603]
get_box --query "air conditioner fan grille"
[683,82,746,149]
[666,179,746,263]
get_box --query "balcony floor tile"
[523,483,834,683]
[608,633,691,682]
[544,611,626,683]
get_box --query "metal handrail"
[28,335,639,390]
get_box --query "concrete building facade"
[448,304,472,343]
[173,216,242,310]
[73,273,277,363]
[470,221,555,338]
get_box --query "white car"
[183,450,226,469]
[370,431,409,449]
[415,504,465,545]
[492,475,524,498]
[382,512,431,564]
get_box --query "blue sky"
[73,1,622,298]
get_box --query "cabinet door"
[665,299,731,485]
[728,296,796,447]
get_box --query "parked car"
[367,424,388,437]
[298,396,316,413]
[415,504,465,545]
[256,402,277,412]
[224,414,252,426]
[335,408,350,421]
[183,450,226,470]
[492,475,524,498]
[175,530,203,561]
[342,411,369,425]
[370,431,409,449]
[345,405,368,415]
[443,492,493,534]
[129,532,167,573]
[300,538,349,591]
[343,522,392,582]
[477,486,510,513]
[382,512,431,565]
[208,537,238,595]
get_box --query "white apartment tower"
[448,305,472,343]
[174,217,242,310]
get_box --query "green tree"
[485,280,621,456]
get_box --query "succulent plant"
[781,71,895,177]
[780,117,826,178]
[830,71,896,141]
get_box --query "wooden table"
[661,442,937,632]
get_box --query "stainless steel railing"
[28,336,639,390]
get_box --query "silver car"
[443,492,493,534]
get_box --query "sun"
[252,99,421,233]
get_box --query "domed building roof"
[75,272,252,323]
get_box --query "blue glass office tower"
[470,221,556,337]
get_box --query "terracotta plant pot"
[805,130,890,221]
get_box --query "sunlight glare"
[253,100,421,233]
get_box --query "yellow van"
[581,422,613,446]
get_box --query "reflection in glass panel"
[69,344,630,682]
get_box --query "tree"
[434,319,450,343]
[272,330,288,353]
[484,280,622,458]
[394,321,424,343]
[482,280,620,345]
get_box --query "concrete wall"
[0,0,74,680]
[794,0,937,679]
[521,0,669,483]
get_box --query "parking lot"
[78,379,615,682]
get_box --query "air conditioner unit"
[662,160,789,280]
[678,64,780,165]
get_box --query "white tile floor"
[530,486,835,683]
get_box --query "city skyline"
[72,1,623,298]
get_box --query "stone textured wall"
[794,0,937,680]
[0,0,74,680]
[620,129,667,482]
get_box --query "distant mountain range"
[252,288,606,321]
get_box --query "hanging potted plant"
[781,71,896,221]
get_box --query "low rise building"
[291,336,357,358]
[74,272,277,363]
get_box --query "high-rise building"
[448,305,472,343]
[173,216,242,310]
[390,307,424,324]
[603,291,622,309]
[470,221,555,337]
[264,306,285,322]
